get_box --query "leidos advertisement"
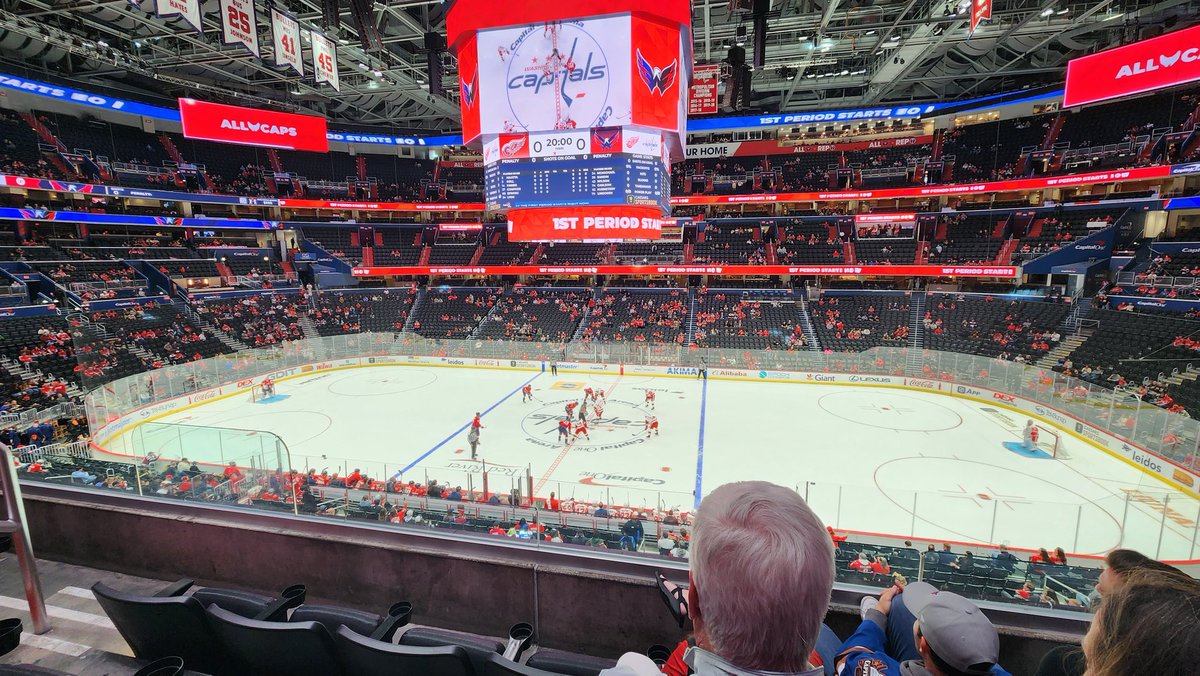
[178,98,329,153]
[1064,25,1200,107]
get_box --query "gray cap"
[906,585,999,674]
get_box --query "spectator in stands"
[1076,569,1200,676]
[680,481,833,674]
[836,581,1009,676]
[1096,548,1193,597]
[993,545,1018,568]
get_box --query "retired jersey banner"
[311,31,340,91]
[155,0,203,33]
[271,8,303,75]
[507,206,666,241]
[220,0,260,56]
[178,98,329,152]
[1064,24,1200,108]
[970,0,992,34]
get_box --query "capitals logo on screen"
[636,50,677,95]
[504,21,612,131]
[590,127,621,154]
[461,70,478,109]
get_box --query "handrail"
[0,442,49,634]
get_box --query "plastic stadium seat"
[92,582,226,675]
[204,604,341,676]
[334,625,477,675]
[290,604,386,638]
[400,626,505,675]
[483,653,570,675]
[0,619,19,657]
[525,648,618,675]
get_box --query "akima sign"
[1064,25,1200,108]
[178,99,329,153]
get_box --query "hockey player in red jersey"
[644,414,659,438]
[644,389,656,410]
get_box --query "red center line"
[532,372,625,498]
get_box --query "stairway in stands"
[794,288,822,352]
[684,287,699,345]
[906,291,927,372]
[402,287,428,332]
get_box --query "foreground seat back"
[484,654,569,675]
[91,582,223,674]
[204,604,340,676]
[290,604,384,638]
[334,625,476,675]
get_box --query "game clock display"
[485,154,671,212]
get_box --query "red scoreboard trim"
[350,264,1019,278]
[1064,25,1200,108]
[178,98,329,153]
[507,206,667,241]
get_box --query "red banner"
[277,199,480,211]
[970,0,991,34]
[855,213,916,224]
[178,99,328,152]
[686,134,933,159]
[351,263,1019,278]
[507,206,666,241]
[671,165,1172,205]
[689,64,720,116]
[1064,25,1200,108]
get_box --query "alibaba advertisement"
[1063,25,1200,108]
[178,98,329,152]
[507,206,666,241]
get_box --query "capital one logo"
[504,22,611,130]
[636,49,678,95]
[1116,47,1200,78]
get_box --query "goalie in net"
[1022,420,1061,457]
[251,377,276,402]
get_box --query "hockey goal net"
[1033,424,1063,459]
[248,383,277,402]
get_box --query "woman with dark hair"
[1082,569,1200,675]
[1035,550,1198,676]
[1030,547,1051,564]
[1051,547,1068,565]
[1098,548,1192,596]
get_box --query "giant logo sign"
[1064,25,1200,107]
[477,17,632,135]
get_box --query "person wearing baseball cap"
[836,583,1012,676]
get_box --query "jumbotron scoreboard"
[483,129,671,212]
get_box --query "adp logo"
[505,21,612,130]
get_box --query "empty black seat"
[291,604,385,638]
[92,581,225,675]
[334,625,476,675]
[205,604,341,676]
[400,626,505,675]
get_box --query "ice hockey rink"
[114,364,1200,559]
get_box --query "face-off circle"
[520,398,650,452]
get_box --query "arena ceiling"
[0,0,1194,132]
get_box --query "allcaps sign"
[1064,25,1200,107]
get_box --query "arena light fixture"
[735,25,747,46]
[1040,8,1054,16]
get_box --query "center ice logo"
[504,22,612,131]
[520,398,649,452]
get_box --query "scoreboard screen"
[484,154,670,213]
